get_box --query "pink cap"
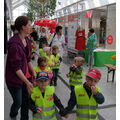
[43,47,51,54]
[86,69,101,80]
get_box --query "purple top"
[5,34,32,88]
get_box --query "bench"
[104,64,116,82]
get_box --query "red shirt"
[75,29,86,50]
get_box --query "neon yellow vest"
[69,68,83,86]
[75,85,101,120]
[39,48,46,56]
[52,53,60,69]
[34,66,51,74]
[45,55,54,69]
[31,86,56,120]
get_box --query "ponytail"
[10,24,16,32]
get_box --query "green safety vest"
[45,55,54,69]
[52,53,60,69]
[69,68,83,86]
[39,48,46,56]
[75,85,101,120]
[31,86,56,120]
[34,66,51,74]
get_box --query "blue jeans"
[52,69,59,84]
[6,78,32,120]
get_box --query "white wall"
[106,4,116,49]
[6,0,13,19]
[56,0,116,11]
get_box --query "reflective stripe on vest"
[54,65,60,67]
[69,80,82,84]
[77,105,98,110]
[69,69,83,86]
[33,112,56,119]
[37,105,55,112]
[70,76,82,79]
[75,85,100,120]
[76,113,98,119]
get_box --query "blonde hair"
[74,57,85,64]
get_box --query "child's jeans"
[52,69,59,85]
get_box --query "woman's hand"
[26,81,33,94]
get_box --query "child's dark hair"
[37,56,47,66]
[52,45,59,51]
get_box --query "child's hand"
[91,86,98,95]
[64,114,69,118]
[72,64,77,70]
[66,74,70,78]
[37,107,42,113]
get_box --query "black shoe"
[54,82,57,86]
[10,117,17,120]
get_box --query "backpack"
[49,33,56,47]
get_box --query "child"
[43,47,54,69]
[66,57,85,91]
[29,72,68,120]
[34,56,53,80]
[30,36,37,60]
[52,45,62,86]
[63,69,105,120]
[39,43,47,56]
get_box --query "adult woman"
[39,27,48,48]
[5,16,36,120]
[86,28,97,70]
[49,26,65,57]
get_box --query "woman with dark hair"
[5,16,36,120]
[49,25,65,57]
[86,28,97,70]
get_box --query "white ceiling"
[11,0,28,10]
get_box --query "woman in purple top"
[5,16,36,120]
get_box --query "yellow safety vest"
[69,68,83,86]
[45,55,54,69]
[52,53,60,69]
[39,48,46,56]
[31,86,56,120]
[75,85,101,120]
[34,66,51,74]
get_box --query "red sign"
[107,35,113,45]
[86,11,92,18]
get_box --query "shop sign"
[86,10,92,18]
[107,35,113,45]
[68,14,78,22]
